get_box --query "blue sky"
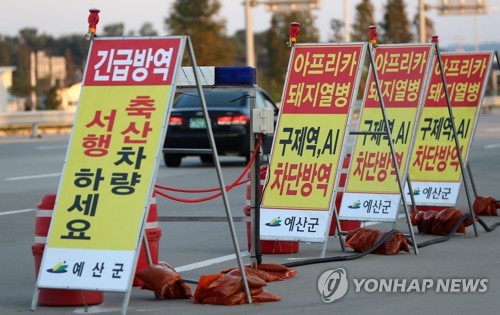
[0,0,498,49]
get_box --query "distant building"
[0,66,24,113]
[33,51,67,87]
[60,82,81,110]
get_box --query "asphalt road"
[1,109,500,315]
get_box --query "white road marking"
[360,213,406,226]
[74,306,123,314]
[37,144,67,150]
[175,251,249,272]
[485,143,500,149]
[485,127,500,132]
[0,209,35,216]
[5,173,61,181]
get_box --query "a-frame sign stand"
[431,35,479,236]
[428,36,498,237]
[331,29,455,256]
[31,35,252,315]
[406,42,494,238]
[364,40,419,255]
[325,39,421,256]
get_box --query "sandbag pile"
[473,196,499,216]
[136,261,192,299]
[193,273,281,305]
[136,262,294,305]
[345,228,410,255]
[410,207,473,235]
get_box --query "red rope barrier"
[155,136,263,203]
[155,179,249,193]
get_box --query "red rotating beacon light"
[288,22,300,47]
[86,9,100,40]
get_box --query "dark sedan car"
[163,87,278,167]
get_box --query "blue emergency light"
[214,66,256,86]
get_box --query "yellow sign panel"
[49,86,170,250]
[263,114,346,210]
[410,106,475,182]
[406,52,493,207]
[339,44,434,222]
[38,37,184,292]
[260,43,367,241]
[347,107,418,193]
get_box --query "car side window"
[255,90,265,109]
[256,90,278,110]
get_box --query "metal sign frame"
[406,48,495,239]
[423,45,495,237]
[338,43,434,228]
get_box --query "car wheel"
[200,155,214,164]
[164,154,182,167]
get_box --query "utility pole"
[245,0,256,67]
[244,0,320,66]
[419,0,426,43]
[344,0,350,42]
[30,51,37,111]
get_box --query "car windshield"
[174,92,249,108]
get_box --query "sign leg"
[30,287,40,311]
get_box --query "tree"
[229,30,247,66]
[102,23,125,37]
[0,36,19,67]
[10,42,31,98]
[0,39,11,66]
[56,35,91,77]
[263,11,320,101]
[164,0,235,66]
[64,48,76,86]
[380,0,413,44]
[329,18,344,42]
[43,86,62,109]
[413,11,435,42]
[44,86,62,110]
[351,0,376,42]
[19,28,46,51]
[139,23,158,36]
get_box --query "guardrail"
[483,95,500,111]
[0,110,75,137]
[1,96,499,137]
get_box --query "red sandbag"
[345,228,383,252]
[375,232,410,255]
[345,228,410,255]
[256,264,298,280]
[222,267,282,282]
[136,261,192,299]
[252,289,282,303]
[194,274,242,305]
[201,291,246,306]
[194,274,280,305]
[473,196,498,216]
[432,208,472,235]
[221,264,298,282]
[411,208,472,236]
[411,211,437,234]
